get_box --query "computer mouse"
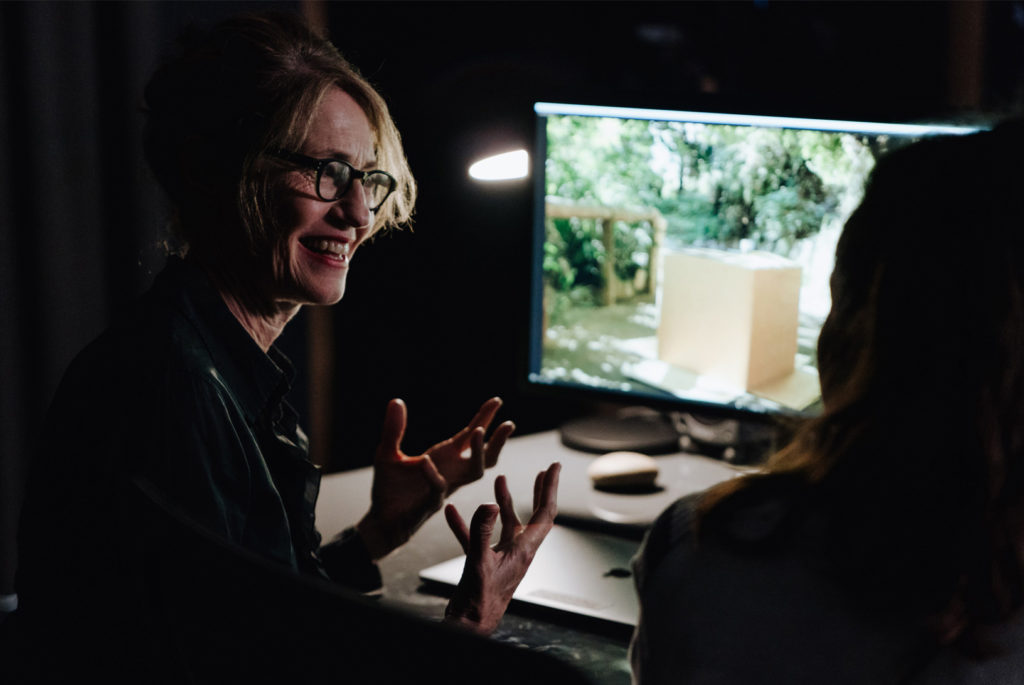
[587,451,660,490]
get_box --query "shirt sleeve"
[318,527,383,596]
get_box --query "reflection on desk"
[314,429,738,685]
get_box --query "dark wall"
[319,0,1024,468]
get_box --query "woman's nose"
[331,182,372,229]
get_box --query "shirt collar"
[155,256,295,426]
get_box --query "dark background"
[3,0,1023,598]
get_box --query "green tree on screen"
[543,116,661,293]
[543,115,875,298]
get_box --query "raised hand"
[425,396,515,496]
[442,463,561,635]
[355,397,515,561]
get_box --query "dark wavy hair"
[142,11,416,263]
[699,119,1024,654]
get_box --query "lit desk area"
[315,428,743,685]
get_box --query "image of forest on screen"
[539,114,913,415]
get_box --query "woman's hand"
[356,397,515,560]
[441,463,561,636]
[425,396,515,496]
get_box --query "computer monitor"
[528,102,980,458]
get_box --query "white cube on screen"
[657,248,801,392]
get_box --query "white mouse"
[587,451,660,489]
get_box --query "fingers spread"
[494,475,521,545]
[530,463,560,523]
[376,398,408,461]
[469,426,485,473]
[542,462,561,512]
[533,470,543,511]
[420,455,447,501]
[474,396,503,425]
[444,504,470,553]
[468,503,500,558]
[462,397,502,439]
[484,420,515,469]
[521,466,560,549]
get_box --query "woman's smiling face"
[270,86,377,307]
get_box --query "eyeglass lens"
[320,160,394,208]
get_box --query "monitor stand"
[559,408,681,455]
[559,407,776,465]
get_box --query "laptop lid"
[419,524,641,628]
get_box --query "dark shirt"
[629,493,952,685]
[15,257,379,662]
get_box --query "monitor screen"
[528,102,979,426]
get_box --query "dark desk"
[315,429,741,685]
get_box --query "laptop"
[419,524,641,628]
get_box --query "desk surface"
[314,429,740,685]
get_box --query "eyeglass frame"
[270,149,397,212]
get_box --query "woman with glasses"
[13,11,559,678]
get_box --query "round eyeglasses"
[271,149,397,212]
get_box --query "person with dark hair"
[629,121,1024,683]
[12,10,559,679]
